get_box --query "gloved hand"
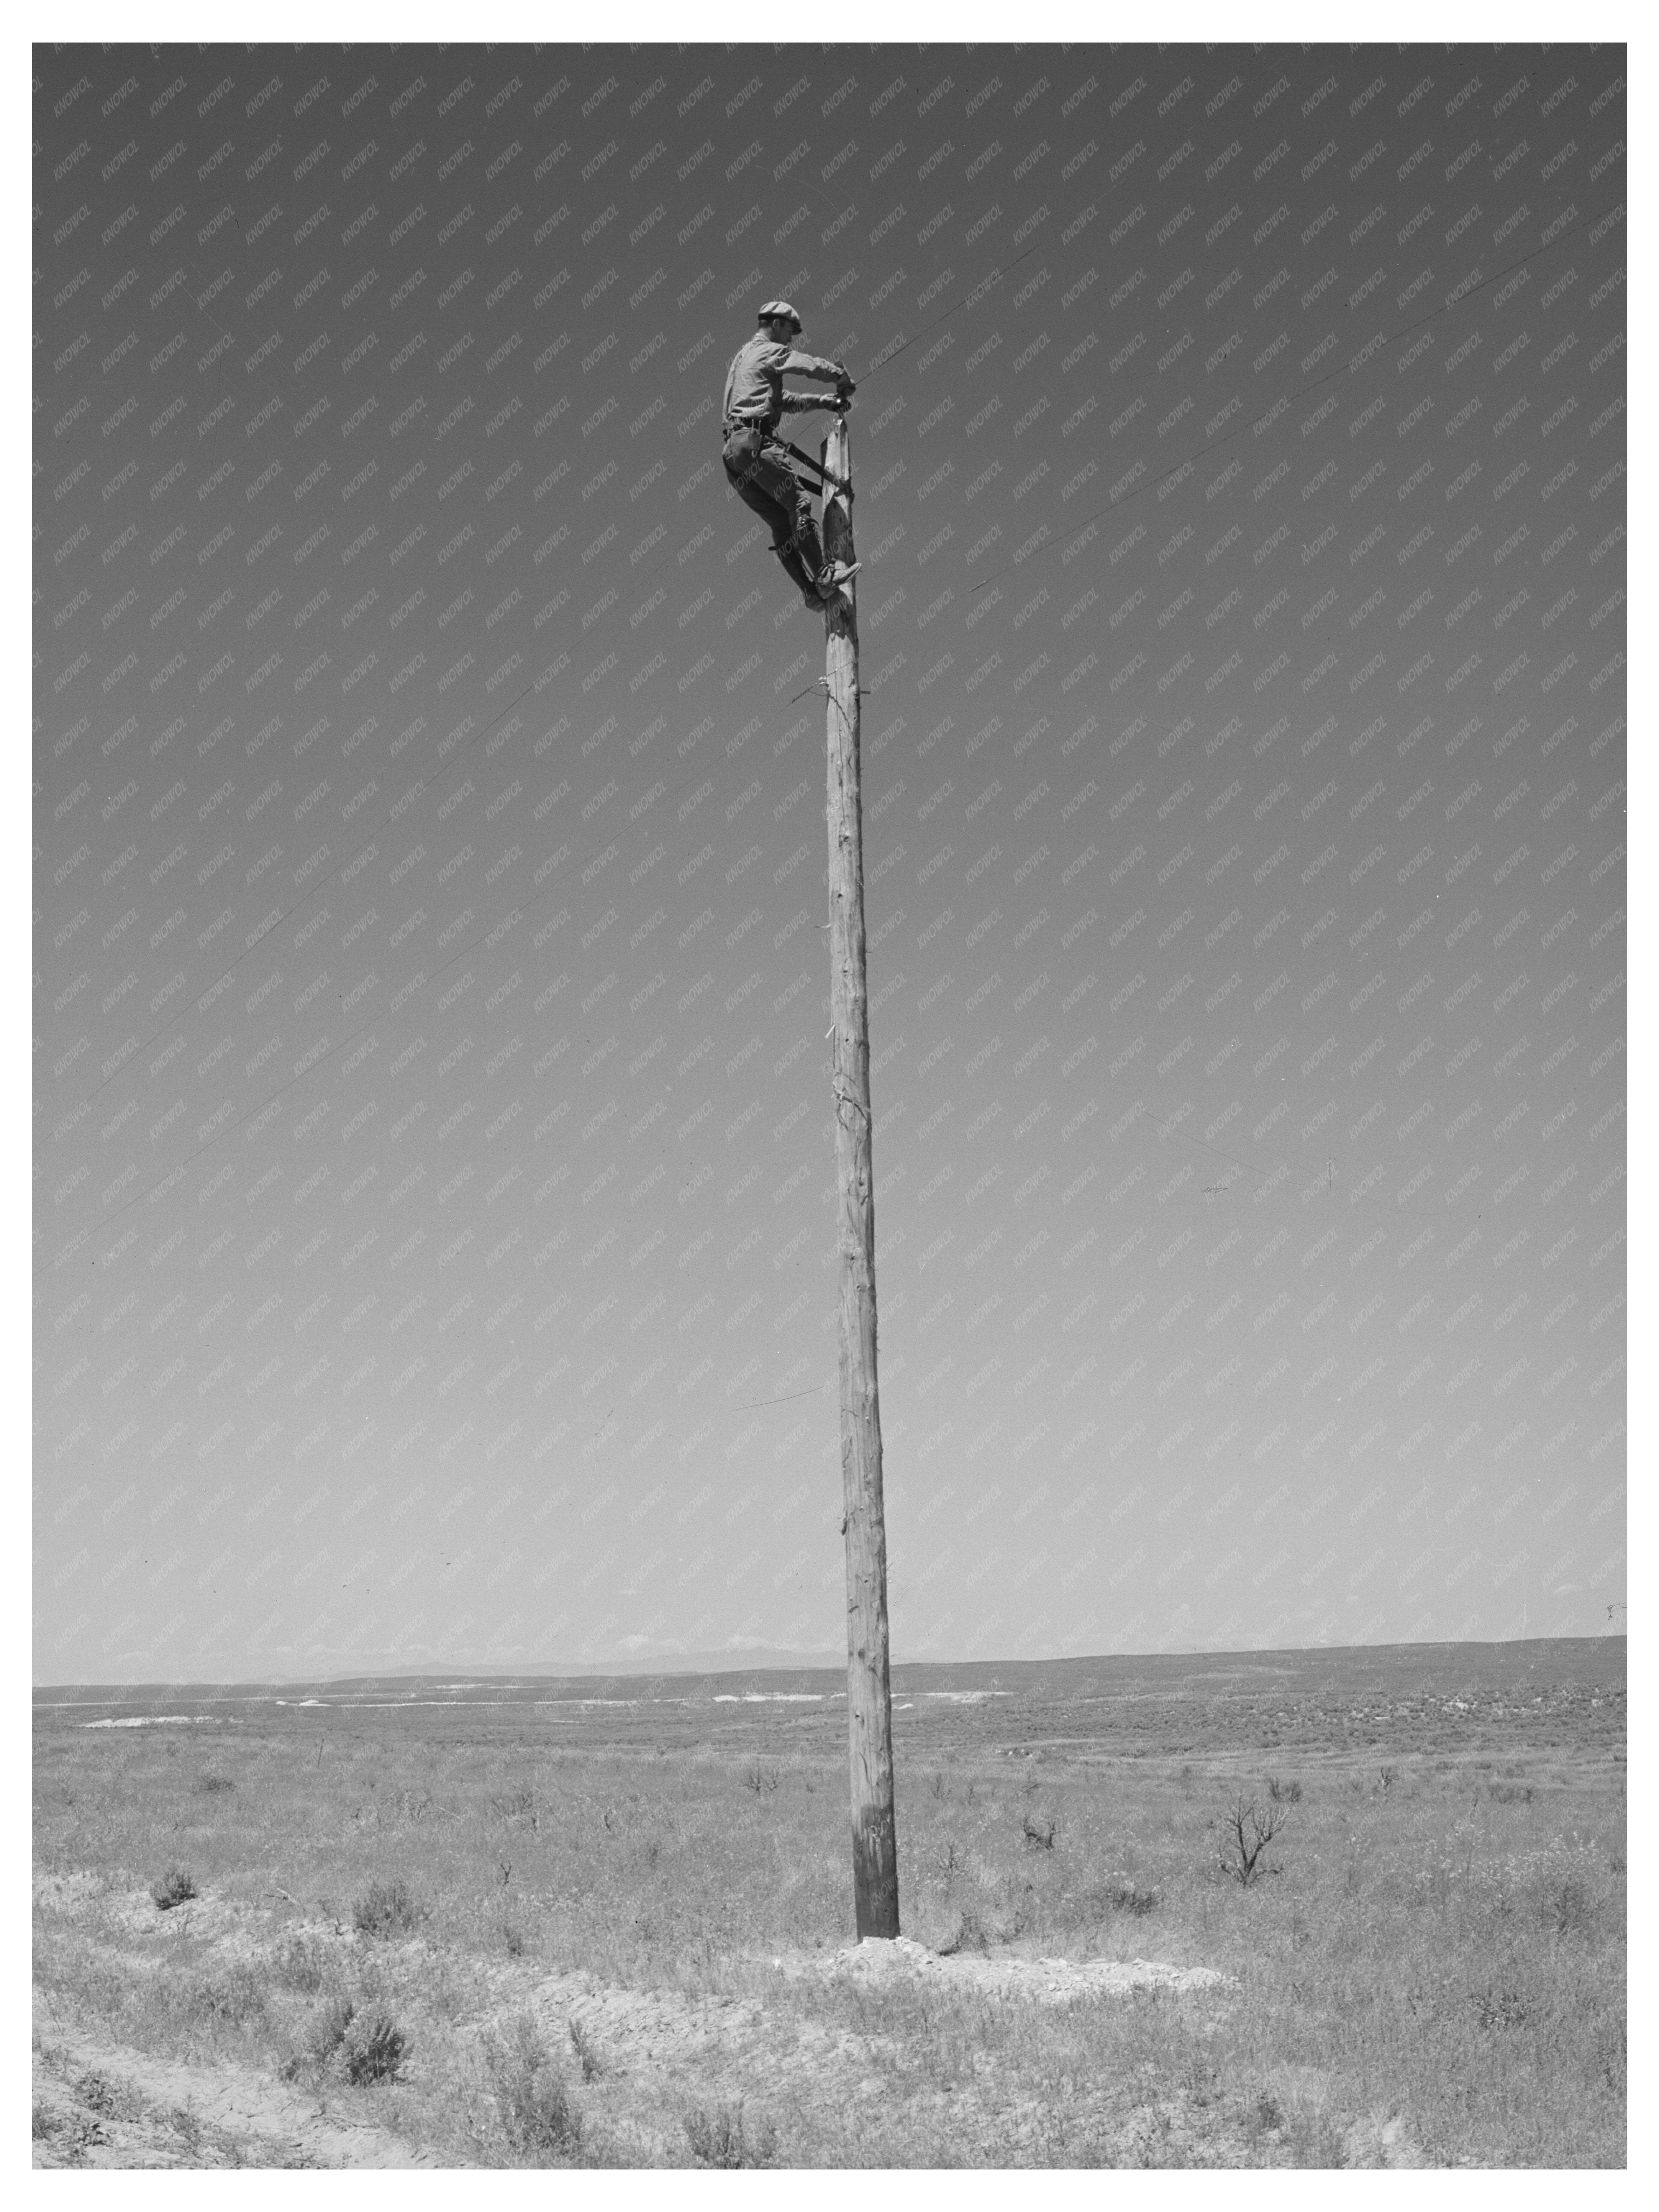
[825,392,850,414]
[835,368,856,398]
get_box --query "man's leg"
[743,440,834,584]
[775,543,828,603]
[725,445,830,605]
[779,467,827,582]
[766,451,858,592]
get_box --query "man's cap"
[756,299,802,331]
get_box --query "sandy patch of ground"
[37,1869,291,1954]
[33,1871,107,1915]
[467,1950,902,2161]
[775,1933,1238,2005]
[77,1715,232,1728]
[31,2022,438,2169]
[34,1869,1362,2168]
[454,1937,1247,2162]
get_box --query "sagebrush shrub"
[343,2009,410,2086]
[1101,1876,1159,1917]
[305,1990,357,2066]
[568,2016,603,2082]
[939,1908,991,1956]
[352,1878,426,1937]
[186,1966,267,2029]
[684,2102,776,2168]
[1218,1794,1288,1886]
[484,2013,583,2161]
[272,1934,329,1992]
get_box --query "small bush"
[343,2009,410,2086]
[75,2070,141,2121]
[150,1868,197,1911]
[938,1908,991,1956]
[1472,1984,1529,2030]
[684,2102,776,2168]
[1101,1876,1160,1917]
[1248,2090,1284,2137]
[1546,1876,1595,1937]
[568,2016,603,2082]
[272,1934,330,1993]
[1022,1812,1057,1850]
[743,1765,780,1795]
[1217,1794,1287,1886]
[484,2013,583,2162]
[1267,1776,1302,1804]
[1489,1782,1533,1804]
[295,1990,357,2073]
[195,1772,236,1796]
[165,2105,202,2153]
[186,1966,267,2029]
[352,1878,426,1937]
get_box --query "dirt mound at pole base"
[775,1934,1238,2006]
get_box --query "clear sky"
[31,29,1626,1681]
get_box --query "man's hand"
[825,392,851,415]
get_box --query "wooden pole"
[820,413,899,1941]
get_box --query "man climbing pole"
[721,300,861,611]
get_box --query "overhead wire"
[959,197,1623,599]
[41,163,1618,1277]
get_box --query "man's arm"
[780,344,856,399]
[779,346,844,384]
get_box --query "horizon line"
[33,1626,1625,1697]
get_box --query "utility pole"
[821,411,899,1940]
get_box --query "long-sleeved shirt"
[721,335,843,431]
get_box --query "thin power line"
[41,176,1619,1269]
[965,197,1623,598]
[728,1381,832,1412]
[853,239,1051,383]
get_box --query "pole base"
[851,1803,900,1940]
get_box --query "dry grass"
[32,1651,1625,2167]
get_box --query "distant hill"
[34,1634,1622,1705]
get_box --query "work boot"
[815,559,861,594]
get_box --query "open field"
[33,1638,1625,2168]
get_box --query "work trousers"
[721,423,827,599]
